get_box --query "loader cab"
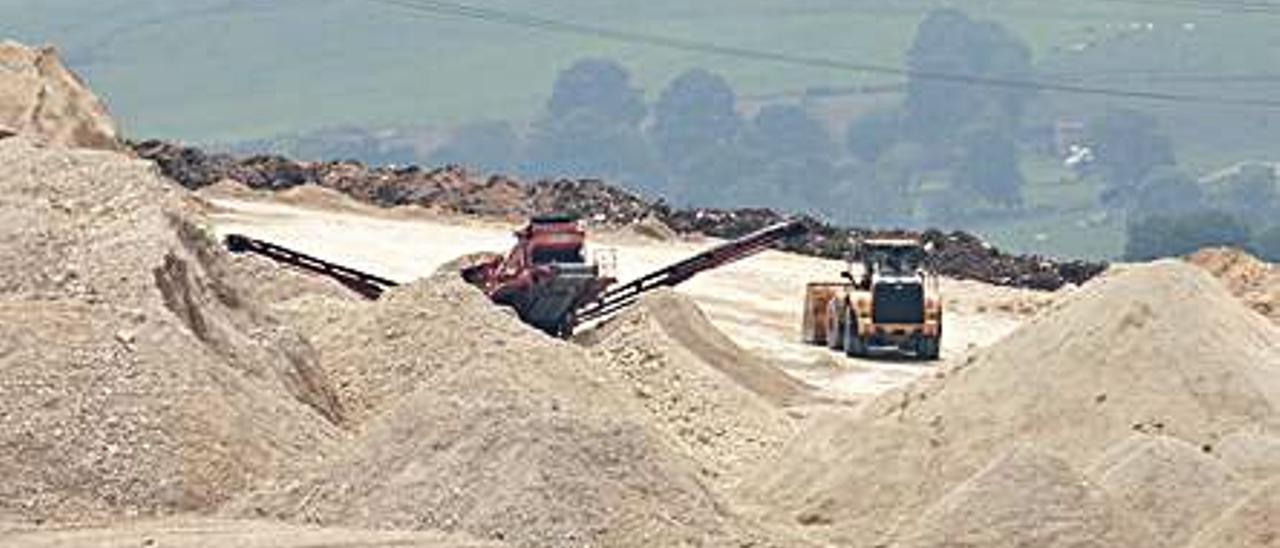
[847,239,926,288]
[858,239,925,276]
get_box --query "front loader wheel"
[825,299,846,350]
[843,310,868,358]
[916,337,941,361]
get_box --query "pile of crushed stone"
[0,135,813,546]
[0,138,344,522]
[1187,247,1280,323]
[0,41,119,150]
[580,289,806,487]
[1216,427,1280,483]
[743,261,1280,546]
[1187,479,1280,548]
[229,275,804,547]
[1090,434,1247,547]
[894,446,1151,548]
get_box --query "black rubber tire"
[825,299,846,350]
[916,337,941,361]
[843,309,868,358]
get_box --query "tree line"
[427,8,1280,261]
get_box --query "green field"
[5,0,1269,144]
[3,0,1275,259]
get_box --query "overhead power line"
[839,0,1280,16]
[1082,0,1280,15]
[361,0,1280,109]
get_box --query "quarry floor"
[203,189,1059,402]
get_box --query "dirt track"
[202,187,1056,400]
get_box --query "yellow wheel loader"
[802,238,942,360]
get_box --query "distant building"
[1053,120,1087,158]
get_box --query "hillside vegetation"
[4,0,1268,143]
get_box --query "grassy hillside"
[4,0,1261,144]
[5,0,1275,260]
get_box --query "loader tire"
[825,299,846,350]
[916,337,940,361]
[843,310,868,358]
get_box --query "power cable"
[1076,0,1280,15]
[358,0,1280,109]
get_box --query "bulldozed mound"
[1187,247,1280,323]
[894,446,1151,548]
[869,260,1280,461]
[744,261,1280,546]
[600,289,811,407]
[1187,479,1280,548]
[0,41,119,150]
[1090,434,1247,547]
[581,290,805,486]
[231,276,800,547]
[0,138,342,522]
[1,518,504,548]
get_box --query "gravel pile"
[895,446,1151,548]
[0,40,119,150]
[1090,434,1247,547]
[0,138,343,521]
[1187,247,1280,323]
[743,261,1280,546]
[230,275,804,547]
[581,290,805,488]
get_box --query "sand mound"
[0,41,119,150]
[195,178,261,201]
[1187,247,1280,323]
[617,214,678,241]
[616,289,811,407]
[873,260,1280,461]
[1090,434,1247,546]
[1,518,503,548]
[581,290,801,486]
[744,261,1280,546]
[0,138,343,521]
[275,183,373,213]
[1216,428,1280,483]
[895,446,1151,548]
[1187,479,1280,548]
[232,276,797,547]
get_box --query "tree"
[545,58,646,126]
[952,126,1024,207]
[735,104,837,210]
[1124,210,1251,261]
[850,142,924,225]
[523,58,660,190]
[903,9,1035,140]
[429,121,519,173]
[523,109,661,186]
[1215,163,1279,223]
[1254,223,1280,262]
[651,68,741,166]
[650,68,743,202]
[744,104,833,159]
[1087,109,1176,202]
[1130,167,1204,216]
[845,107,903,162]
